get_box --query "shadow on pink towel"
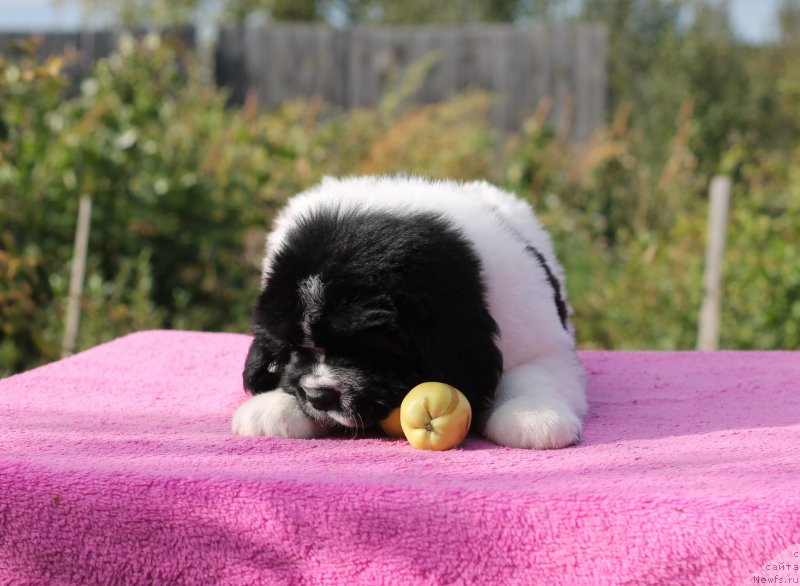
[1,330,799,585]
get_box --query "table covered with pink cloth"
[1,330,798,585]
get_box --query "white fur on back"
[261,175,574,372]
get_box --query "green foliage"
[342,0,529,24]
[1,47,71,375]
[0,35,498,374]
[721,148,800,349]
[2,9,800,376]
[1,35,286,373]
[56,0,199,27]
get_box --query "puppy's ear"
[242,337,287,394]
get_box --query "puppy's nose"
[305,386,340,411]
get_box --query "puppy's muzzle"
[303,386,341,411]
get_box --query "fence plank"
[1,25,606,140]
[215,24,606,139]
[215,26,246,104]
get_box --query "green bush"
[504,102,800,351]
[0,35,499,375]
[1,36,275,374]
[1,30,800,377]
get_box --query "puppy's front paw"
[482,399,582,449]
[232,390,329,439]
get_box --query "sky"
[0,0,785,44]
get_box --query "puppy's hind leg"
[232,390,329,439]
[481,352,587,449]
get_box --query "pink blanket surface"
[1,331,798,585]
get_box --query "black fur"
[243,205,503,429]
[523,245,569,331]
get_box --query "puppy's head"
[243,206,502,430]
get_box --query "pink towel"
[1,330,798,585]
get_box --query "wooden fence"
[215,24,607,140]
[1,24,607,140]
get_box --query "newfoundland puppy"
[232,176,587,449]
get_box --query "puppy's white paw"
[482,398,582,449]
[232,390,329,439]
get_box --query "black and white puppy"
[232,176,587,449]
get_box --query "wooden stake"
[62,195,92,358]
[697,176,732,351]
